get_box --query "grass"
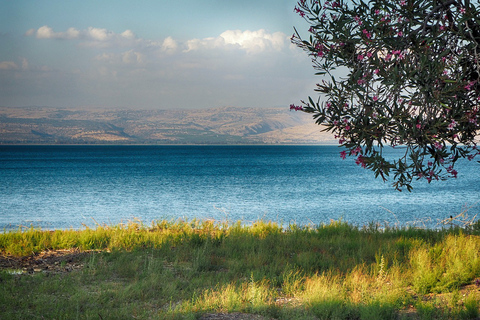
[2,219,480,319]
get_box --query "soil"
[0,249,94,275]
[199,313,271,320]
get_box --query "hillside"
[0,106,335,144]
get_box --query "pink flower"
[397,31,403,37]
[290,104,303,111]
[447,120,457,130]
[354,16,362,25]
[416,123,422,129]
[294,7,305,17]
[355,155,366,168]
[362,29,371,39]
[345,125,351,131]
[434,142,443,150]
[465,81,476,91]
[340,151,347,159]
[400,0,406,5]
[447,166,458,178]
[351,146,362,156]
[374,69,380,75]
[357,54,364,61]
[373,96,378,101]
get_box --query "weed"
[1,219,480,319]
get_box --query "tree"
[291,0,480,191]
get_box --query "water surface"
[1,145,478,230]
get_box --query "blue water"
[0,145,479,230]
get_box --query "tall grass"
[1,219,480,319]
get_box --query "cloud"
[0,61,18,70]
[26,26,289,55]
[25,25,139,47]
[161,36,178,54]
[26,26,81,40]
[14,26,313,109]
[181,29,289,54]
[121,50,145,64]
[121,30,135,39]
[219,29,286,53]
[35,26,55,39]
[85,27,112,41]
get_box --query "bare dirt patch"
[199,313,271,320]
[0,249,95,275]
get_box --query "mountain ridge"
[0,106,336,145]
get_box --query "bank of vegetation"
[2,219,480,319]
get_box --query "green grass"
[2,219,480,319]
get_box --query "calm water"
[0,145,479,230]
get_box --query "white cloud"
[36,25,55,39]
[94,52,117,62]
[31,25,80,39]
[25,25,137,47]
[122,50,145,64]
[65,27,81,39]
[85,27,112,41]
[161,36,178,54]
[26,26,289,55]
[121,30,135,39]
[219,29,286,53]
[16,26,314,109]
[181,29,288,54]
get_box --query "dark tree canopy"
[292,0,480,191]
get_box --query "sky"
[0,0,316,110]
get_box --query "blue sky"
[0,0,315,109]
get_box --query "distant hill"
[0,106,336,145]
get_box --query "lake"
[0,145,479,230]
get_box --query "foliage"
[291,0,480,191]
[2,219,480,318]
